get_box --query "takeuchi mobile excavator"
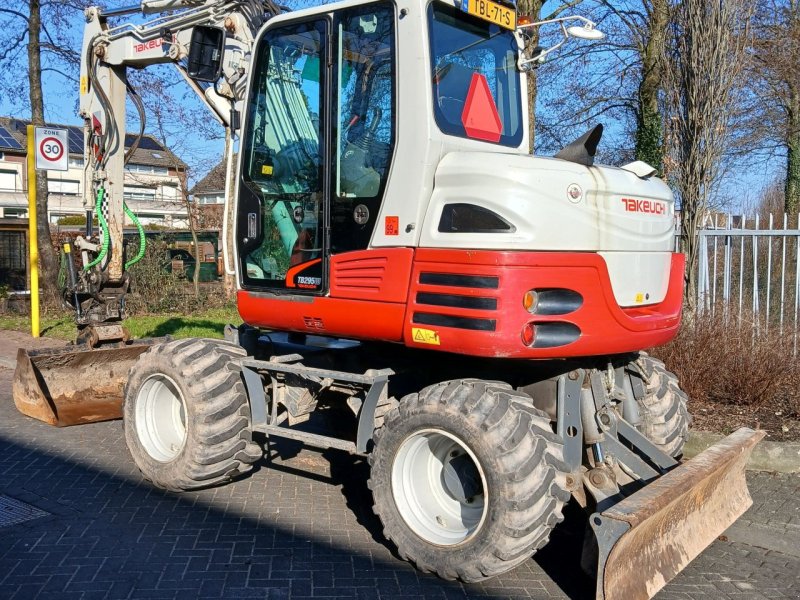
[12,1,764,598]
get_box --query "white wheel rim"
[135,374,187,462]
[391,428,487,546]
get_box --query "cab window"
[428,3,522,147]
[331,3,396,253]
[240,20,326,291]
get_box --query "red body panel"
[405,249,684,358]
[237,248,413,342]
[237,247,684,359]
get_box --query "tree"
[517,0,584,151]
[0,3,85,298]
[741,1,800,214]
[534,1,673,171]
[665,0,754,306]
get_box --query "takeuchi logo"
[621,198,667,215]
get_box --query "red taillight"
[521,322,535,346]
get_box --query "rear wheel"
[629,354,691,458]
[369,379,570,582]
[123,338,262,491]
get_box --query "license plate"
[462,0,517,30]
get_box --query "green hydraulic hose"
[84,187,109,270]
[124,202,146,269]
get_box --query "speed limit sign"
[34,127,69,171]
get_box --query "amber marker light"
[522,290,538,313]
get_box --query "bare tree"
[518,0,584,151]
[739,1,800,214]
[0,2,87,298]
[665,0,754,306]
[534,1,673,171]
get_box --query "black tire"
[629,354,691,458]
[123,338,262,491]
[368,379,570,582]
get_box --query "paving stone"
[1,365,798,599]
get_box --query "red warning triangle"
[461,73,502,143]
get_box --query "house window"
[49,179,80,195]
[68,157,84,168]
[125,163,169,175]
[0,168,19,192]
[198,194,224,205]
[124,186,157,202]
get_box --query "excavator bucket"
[592,427,765,600]
[12,341,157,427]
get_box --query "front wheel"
[369,379,570,582]
[123,338,262,491]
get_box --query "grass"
[0,306,242,341]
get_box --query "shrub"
[651,310,800,414]
[125,238,230,315]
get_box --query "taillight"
[521,322,535,346]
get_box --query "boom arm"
[70,0,279,335]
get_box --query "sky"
[0,0,785,205]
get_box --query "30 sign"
[34,127,69,172]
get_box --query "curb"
[684,431,800,474]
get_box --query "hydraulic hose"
[84,187,109,270]
[124,202,146,269]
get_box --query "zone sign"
[34,127,69,172]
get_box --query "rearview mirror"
[187,26,225,83]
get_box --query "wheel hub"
[442,452,483,503]
[391,429,487,546]
[135,374,187,462]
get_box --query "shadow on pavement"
[0,423,594,600]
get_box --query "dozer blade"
[12,341,157,426]
[592,427,765,600]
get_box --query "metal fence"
[695,213,800,351]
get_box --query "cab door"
[237,18,329,293]
[237,4,397,295]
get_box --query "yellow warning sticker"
[635,293,644,303]
[80,77,87,95]
[412,327,440,346]
[261,164,273,175]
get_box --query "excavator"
[12,1,764,598]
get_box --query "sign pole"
[26,124,40,338]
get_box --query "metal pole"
[26,125,40,338]
[780,213,787,334]
[766,214,773,333]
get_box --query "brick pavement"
[1,361,799,599]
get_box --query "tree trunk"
[786,85,800,214]
[27,0,59,301]
[517,0,545,152]
[635,0,669,173]
[180,173,200,297]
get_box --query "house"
[190,157,231,231]
[0,117,189,228]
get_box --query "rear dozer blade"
[592,427,765,600]
[12,341,157,426]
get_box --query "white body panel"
[417,152,675,305]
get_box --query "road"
[0,339,798,599]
